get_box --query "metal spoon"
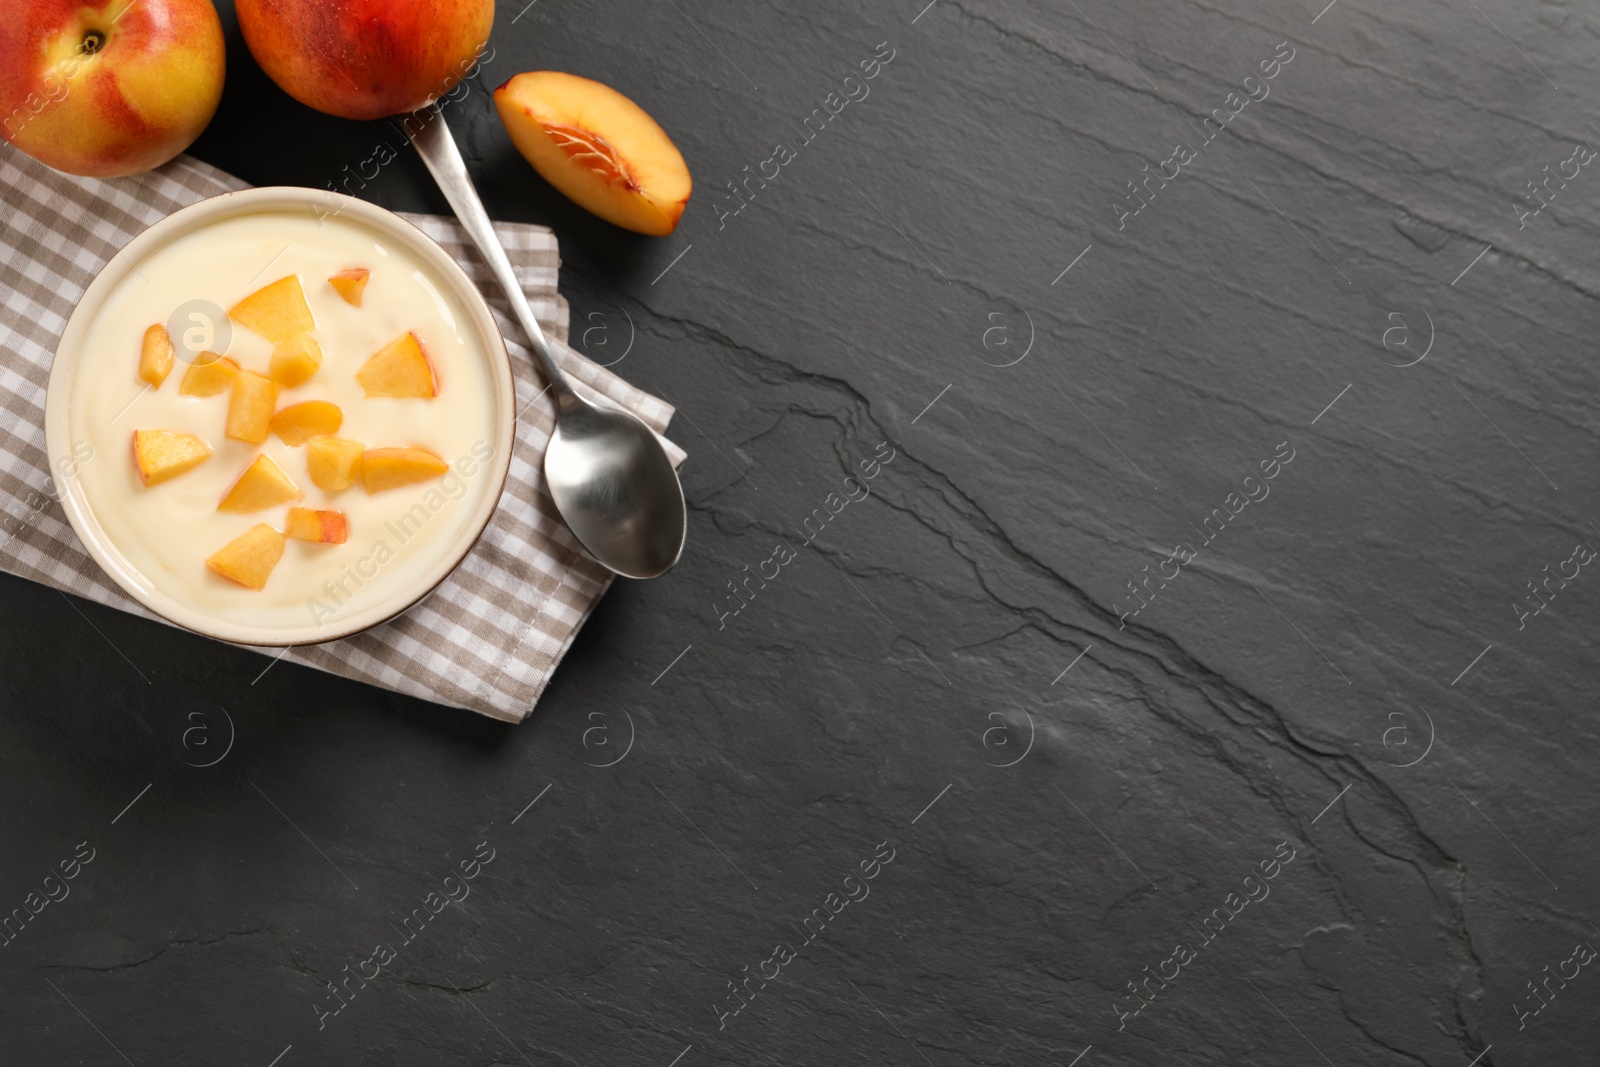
[407,109,685,579]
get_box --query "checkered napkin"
[0,148,683,723]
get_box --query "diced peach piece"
[131,430,213,487]
[179,354,239,396]
[139,324,175,387]
[218,454,301,513]
[494,71,692,237]
[269,332,323,388]
[357,332,437,398]
[270,400,343,446]
[285,506,349,544]
[226,371,279,444]
[360,447,449,493]
[229,275,314,342]
[205,524,285,591]
[306,436,366,492]
[328,268,370,306]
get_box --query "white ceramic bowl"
[45,187,514,647]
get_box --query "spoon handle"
[406,109,575,403]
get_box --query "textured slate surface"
[3,0,1598,1064]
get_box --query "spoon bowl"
[408,109,685,578]
[546,399,685,577]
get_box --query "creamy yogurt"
[69,210,499,632]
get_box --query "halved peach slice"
[328,268,370,307]
[179,354,239,397]
[357,332,437,398]
[226,371,279,444]
[229,275,315,342]
[306,436,366,492]
[206,524,285,590]
[494,71,692,236]
[270,401,343,446]
[218,454,301,513]
[131,430,212,487]
[361,447,449,493]
[139,324,175,387]
[270,333,323,388]
[285,507,349,544]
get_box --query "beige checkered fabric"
[0,148,682,722]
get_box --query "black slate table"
[5,0,1599,1064]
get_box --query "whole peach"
[0,0,225,178]
[237,0,494,121]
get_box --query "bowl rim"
[44,186,515,648]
